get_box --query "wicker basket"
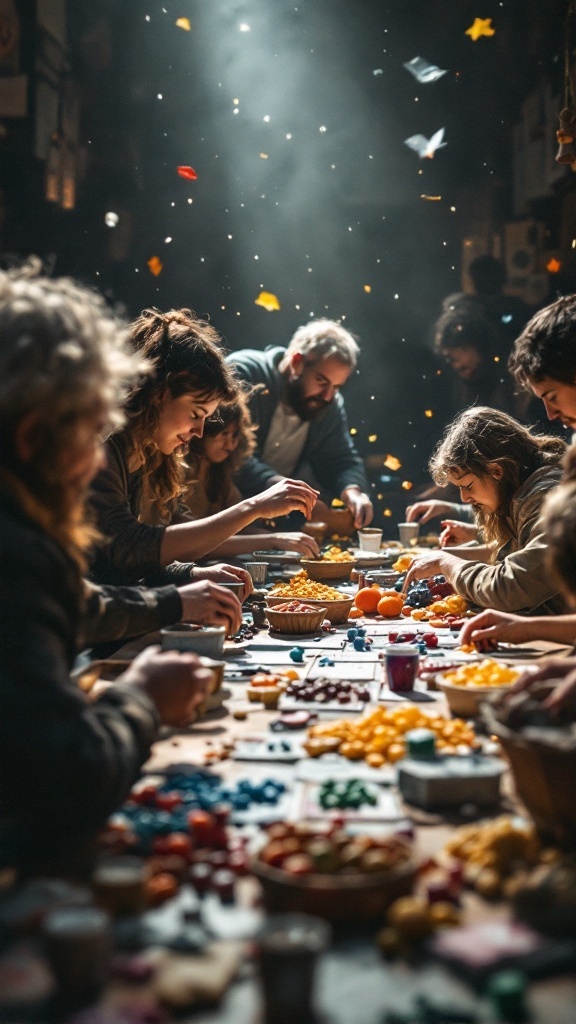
[264,605,327,635]
[300,558,356,582]
[252,858,417,922]
[266,594,354,625]
[436,675,516,718]
[483,701,576,848]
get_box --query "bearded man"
[227,319,373,528]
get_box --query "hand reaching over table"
[120,646,213,727]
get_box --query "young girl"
[89,308,319,588]
[0,267,211,875]
[183,395,320,558]
[403,407,567,614]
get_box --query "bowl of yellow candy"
[436,659,522,717]
[301,545,356,582]
[267,570,354,624]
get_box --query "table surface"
[106,609,576,1024]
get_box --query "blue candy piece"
[318,656,335,666]
[356,627,366,637]
[233,793,251,810]
[289,646,305,663]
[417,643,427,654]
[347,627,358,641]
[353,637,366,652]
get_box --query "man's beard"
[283,376,331,421]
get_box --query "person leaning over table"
[0,264,214,877]
[181,392,319,559]
[480,480,576,713]
[226,318,373,529]
[88,308,319,593]
[402,407,568,615]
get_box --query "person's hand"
[459,609,539,650]
[439,520,479,548]
[402,551,459,592]
[543,669,576,713]
[405,500,459,524]
[267,532,321,558]
[191,563,254,602]
[343,489,374,529]
[251,478,319,521]
[121,646,213,727]
[178,580,242,636]
[510,656,576,696]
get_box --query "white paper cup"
[398,522,420,547]
[247,561,268,584]
[357,528,383,551]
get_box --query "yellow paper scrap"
[383,455,402,472]
[254,290,281,311]
[175,17,191,31]
[147,256,163,276]
[465,17,495,41]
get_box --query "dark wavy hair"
[187,391,257,510]
[509,294,576,386]
[429,406,566,546]
[124,308,238,521]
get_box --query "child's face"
[202,422,240,464]
[447,464,503,514]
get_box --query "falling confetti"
[331,498,345,508]
[147,256,163,276]
[350,428,357,435]
[546,258,561,273]
[421,194,442,201]
[104,211,119,228]
[383,509,393,518]
[465,17,495,41]
[403,57,448,84]
[177,165,198,180]
[383,455,402,472]
[259,153,269,159]
[368,434,378,443]
[363,285,372,293]
[404,128,446,159]
[401,481,413,491]
[175,17,191,31]
[254,290,281,311]
[424,410,434,418]
[373,68,383,76]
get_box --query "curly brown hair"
[123,308,239,521]
[0,261,143,568]
[186,391,257,510]
[429,407,566,547]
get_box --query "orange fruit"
[377,594,404,618]
[354,586,383,614]
[349,607,364,619]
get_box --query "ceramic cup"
[357,528,383,551]
[398,522,420,547]
[257,913,331,1024]
[160,624,226,659]
[385,644,420,693]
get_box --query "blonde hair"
[0,261,144,566]
[429,407,565,547]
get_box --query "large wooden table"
[105,611,576,1024]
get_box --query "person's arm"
[0,546,160,853]
[203,531,320,558]
[160,478,318,565]
[405,500,473,524]
[460,609,576,648]
[80,580,183,647]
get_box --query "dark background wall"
[0,0,573,515]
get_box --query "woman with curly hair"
[89,308,319,590]
[183,394,320,557]
[0,265,213,875]
[402,407,567,614]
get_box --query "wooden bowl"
[436,675,516,717]
[264,605,327,635]
[252,857,417,922]
[300,558,355,582]
[266,594,354,625]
